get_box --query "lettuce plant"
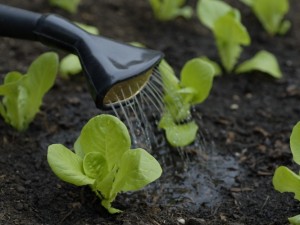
[273,122,300,225]
[197,0,250,73]
[0,52,58,131]
[158,58,214,147]
[49,0,81,13]
[47,114,162,213]
[59,23,99,79]
[149,0,193,21]
[197,0,282,79]
[240,0,290,35]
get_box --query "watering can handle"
[0,4,41,40]
[0,4,89,52]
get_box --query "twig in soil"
[230,187,254,192]
[58,209,74,225]
[257,171,273,176]
[260,195,270,211]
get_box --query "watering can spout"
[0,4,164,110]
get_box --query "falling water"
[107,63,242,211]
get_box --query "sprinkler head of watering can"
[77,35,163,110]
[0,5,164,110]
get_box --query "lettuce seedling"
[149,0,193,21]
[273,122,300,225]
[49,0,81,13]
[158,58,214,147]
[240,0,290,35]
[59,23,99,79]
[47,114,162,213]
[0,52,58,131]
[197,0,250,73]
[197,0,282,78]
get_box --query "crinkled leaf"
[0,72,22,96]
[198,56,222,76]
[149,0,193,21]
[74,115,131,170]
[180,58,214,104]
[213,11,250,72]
[47,144,94,186]
[289,214,300,225]
[83,152,108,180]
[22,52,58,129]
[236,50,282,78]
[0,53,58,131]
[217,41,242,73]
[49,0,81,13]
[159,113,198,147]
[214,10,250,44]
[290,122,300,165]
[197,0,232,29]
[163,93,191,122]
[252,0,289,35]
[112,148,162,193]
[273,166,300,201]
[159,59,180,93]
[0,72,24,129]
[25,52,58,107]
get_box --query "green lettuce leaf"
[197,0,232,29]
[273,166,300,201]
[49,0,81,13]
[83,152,108,180]
[290,122,300,165]
[198,56,222,77]
[159,113,198,147]
[180,58,214,104]
[47,144,95,186]
[236,50,282,78]
[112,148,162,193]
[252,0,289,35]
[149,0,193,21]
[289,214,300,225]
[74,115,131,170]
[213,10,250,72]
[0,52,58,131]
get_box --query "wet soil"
[1,0,300,224]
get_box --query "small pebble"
[245,93,253,99]
[178,218,185,224]
[230,104,239,110]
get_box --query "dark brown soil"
[1,0,300,224]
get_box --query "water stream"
[108,65,241,211]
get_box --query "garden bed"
[1,0,300,224]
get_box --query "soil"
[1,0,300,224]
